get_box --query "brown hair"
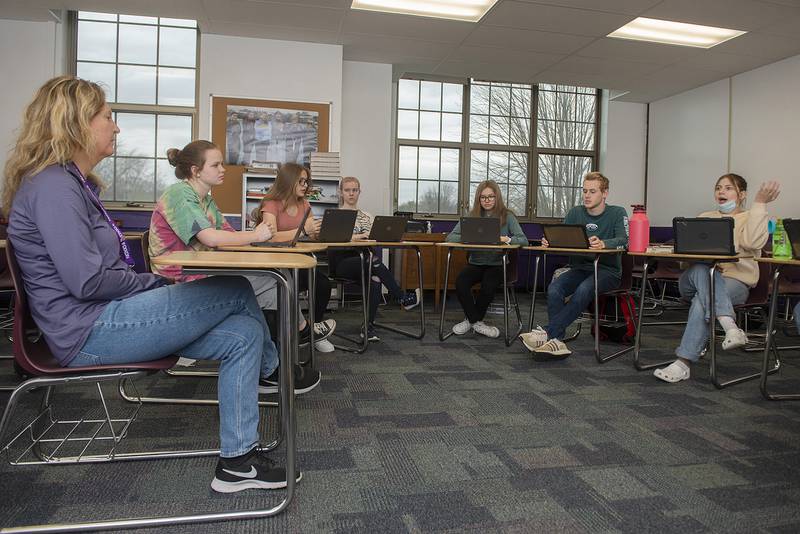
[583,171,609,192]
[166,140,218,180]
[469,180,512,226]
[251,162,311,224]
[716,173,748,207]
[3,76,107,215]
[338,176,360,207]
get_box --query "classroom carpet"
[1,293,800,533]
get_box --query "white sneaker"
[653,360,690,383]
[519,326,548,351]
[315,339,335,353]
[473,321,500,338]
[452,318,472,335]
[722,328,747,351]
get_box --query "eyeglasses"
[298,179,309,186]
[479,195,496,201]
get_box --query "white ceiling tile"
[480,1,635,36]
[341,10,474,43]
[343,34,456,60]
[250,0,352,7]
[641,0,800,32]
[577,38,703,64]
[203,1,346,31]
[711,31,800,59]
[545,55,664,77]
[677,51,775,75]
[753,13,800,37]
[531,70,632,90]
[204,21,342,44]
[435,59,535,83]
[447,45,563,70]
[464,25,593,55]
[512,0,662,15]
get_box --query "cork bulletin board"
[210,95,330,214]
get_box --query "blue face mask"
[717,199,737,213]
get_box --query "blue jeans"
[545,267,620,340]
[675,263,749,362]
[68,276,279,458]
[795,302,800,333]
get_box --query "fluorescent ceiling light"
[351,0,499,22]
[608,17,746,48]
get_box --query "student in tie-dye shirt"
[149,140,335,349]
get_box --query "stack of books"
[309,152,341,180]
[246,161,280,175]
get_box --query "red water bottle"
[629,204,649,253]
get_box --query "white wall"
[340,61,392,218]
[647,52,800,226]
[0,19,59,182]
[646,79,730,226]
[600,100,647,215]
[730,54,800,220]
[198,34,343,150]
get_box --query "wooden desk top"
[756,256,800,266]
[220,242,328,253]
[371,241,434,247]
[436,242,520,250]
[628,251,745,262]
[151,250,317,269]
[523,246,622,255]
[0,239,5,249]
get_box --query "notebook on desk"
[460,217,501,245]
[369,216,407,242]
[252,207,311,247]
[783,218,800,260]
[672,217,736,256]
[541,224,590,249]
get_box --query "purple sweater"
[7,163,165,366]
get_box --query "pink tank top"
[260,199,311,232]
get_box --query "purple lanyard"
[70,163,135,267]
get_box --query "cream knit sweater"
[696,202,769,287]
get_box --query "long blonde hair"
[470,180,512,226]
[252,162,311,224]
[3,76,106,215]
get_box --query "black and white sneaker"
[399,288,421,311]
[298,318,335,347]
[359,323,380,342]
[259,365,321,395]
[211,448,301,493]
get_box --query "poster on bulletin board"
[210,95,330,214]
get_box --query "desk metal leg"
[594,255,634,364]
[527,255,541,332]
[761,266,793,400]
[501,251,523,347]
[304,261,316,368]
[332,250,369,354]
[374,246,426,339]
[439,249,454,341]
[633,259,674,371]
[710,262,779,389]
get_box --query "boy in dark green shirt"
[521,172,629,357]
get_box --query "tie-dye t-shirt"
[148,181,234,282]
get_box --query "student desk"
[436,242,521,347]
[148,250,315,526]
[628,251,767,389]
[524,246,627,363]
[758,257,800,400]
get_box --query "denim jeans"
[545,267,620,340]
[332,249,403,324]
[68,276,279,458]
[675,263,749,362]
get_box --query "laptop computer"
[369,216,408,242]
[315,209,358,243]
[460,217,501,245]
[783,218,800,260]
[541,224,590,249]
[252,207,311,247]
[673,217,736,256]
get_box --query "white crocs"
[653,360,690,383]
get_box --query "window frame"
[393,75,601,222]
[68,10,200,208]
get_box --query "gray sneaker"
[452,318,472,335]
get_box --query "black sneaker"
[399,289,421,311]
[259,365,321,395]
[211,448,301,493]
[360,324,380,342]
[298,319,336,347]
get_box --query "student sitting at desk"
[652,175,780,383]
[330,176,420,342]
[148,140,335,357]
[4,76,296,493]
[446,180,527,338]
[521,172,628,358]
[253,163,337,352]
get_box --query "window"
[74,11,198,203]
[395,78,599,220]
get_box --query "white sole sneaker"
[452,319,472,335]
[315,339,335,353]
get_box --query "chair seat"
[18,348,179,377]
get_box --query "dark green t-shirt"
[563,204,629,277]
